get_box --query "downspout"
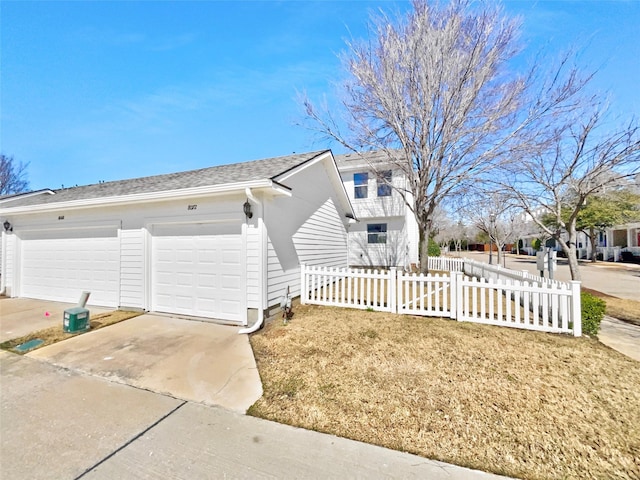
[238,187,265,334]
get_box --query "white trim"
[0,180,289,215]
[274,151,332,183]
[143,212,242,230]
[0,189,55,204]
[14,220,121,235]
[275,151,355,222]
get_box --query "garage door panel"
[198,273,216,288]
[20,230,119,307]
[152,224,245,322]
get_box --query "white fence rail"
[462,257,566,288]
[301,262,581,336]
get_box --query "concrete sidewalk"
[1,351,509,480]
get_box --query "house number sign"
[187,204,197,211]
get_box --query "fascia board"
[275,150,356,220]
[0,189,56,204]
[0,180,288,215]
[272,150,331,183]
[326,156,357,221]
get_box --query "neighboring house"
[515,215,640,262]
[335,151,419,269]
[0,151,354,326]
[604,221,640,259]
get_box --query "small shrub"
[428,238,441,257]
[532,238,542,251]
[581,291,606,336]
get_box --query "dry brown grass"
[0,310,142,354]
[249,304,640,480]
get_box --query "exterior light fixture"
[3,220,11,232]
[243,200,253,219]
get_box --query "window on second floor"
[367,223,387,244]
[377,170,392,197]
[354,172,368,199]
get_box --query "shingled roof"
[1,151,328,208]
[334,151,396,169]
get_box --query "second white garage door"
[151,222,245,323]
[20,226,120,307]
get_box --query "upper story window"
[367,223,387,244]
[377,170,392,197]
[354,172,368,199]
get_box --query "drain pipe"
[238,187,265,334]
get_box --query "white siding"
[2,233,15,293]
[339,166,418,266]
[266,160,349,307]
[294,198,348,267]
[245,222,260,308]
[119,229,145,309]
[266,239,297,307]
[340,169,407,218]
[405,202,420,267]
[348,217,407,268]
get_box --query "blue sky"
[2,1,639,191]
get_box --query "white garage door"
[151,222,245,323]
[20,227,120,307]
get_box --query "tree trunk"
[565,223,582,282]
[419,223,431,275]
[589,227,597,263]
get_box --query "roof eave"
[0,179,290,215]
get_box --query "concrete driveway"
[0,297,111,342]
[26,312,263,413]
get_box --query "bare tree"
[501,103,640,281]
[302,0,584,273]
[433,216,468,255]
[0,154,29,195]
[467,192,523,266]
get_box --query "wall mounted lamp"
[243,200,253,219]
[3,220,12,232]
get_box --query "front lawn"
[249,304,640,480]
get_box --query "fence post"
[571,281,581,337]
[455,271,463,322]
[449,270,457,319]
[300,264,307,305]
[390,267,397,313]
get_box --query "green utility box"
[63,307,90,333]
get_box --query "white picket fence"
[428,256,464,272]
[461,257,567,288]
[300,263,581,336]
